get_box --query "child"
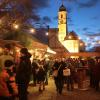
[0,60,18,100]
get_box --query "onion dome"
[59,4,66,11]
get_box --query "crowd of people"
[52,57,100,94]
[0,44,50,100]
[0,44,100,100]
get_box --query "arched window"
[61,14,63,18]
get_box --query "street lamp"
[45,32,49,36]
[78,36,81,40]
[30,28,35,33]
[68,35,72,39]
[13,24,19,29]
[80,43,83,46]
[46,25,49,47]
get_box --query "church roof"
[48,28,69,53]
[59,4,66,11]
[64,31,78,40]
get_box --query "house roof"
[64,31,79,40]
[0,39,23,48]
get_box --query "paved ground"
[28,77,100,100]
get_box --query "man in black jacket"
[16,48,32,100]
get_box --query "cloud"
[84,32,100,37]
[31,14,41,21]
[42,16,52,23]
[64,0,99,8]
[63,0,76,3]
[83,27,89,31]
[32,0,50,10]
[31,0,50,22]
[32,16,52,28]
[25,0,50,23]
[91,16,100,20]
[90,33,100,36]
[84,31,94,36]
[17,0,50,13]
[76,0,99,8]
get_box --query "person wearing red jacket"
[0,60,18,100]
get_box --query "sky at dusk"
[32,0,100,49]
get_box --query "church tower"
[58,4,68,42]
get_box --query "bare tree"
[0,0,38,39]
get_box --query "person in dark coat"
[66,63,75,91]
[57,60,66,94]
[52,60,60,92]
[93,58,100,91]
[32,59,39,86]
[37,64,46,92]
[16,48,32,100]
[53,59,66,94]
[43,60,49,85]
[88,58,96,88]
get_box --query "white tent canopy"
[47,47,56,54]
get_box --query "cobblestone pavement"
[28,77,100,100]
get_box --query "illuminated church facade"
[48,4,85,54]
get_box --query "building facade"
[48,4,85,54]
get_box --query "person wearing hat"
[0,60,18,100]
[16,48,32,100]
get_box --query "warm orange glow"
[30,28,35,33]
[78,37,81,40]
[63,40,79,53]
[13,24,19,29]
[47,47,56,54]
[45,32,49,36]
[0,48,3,53]
[98,41,100,44]
[68,36,72,39]
[80,43,83,46]
[0,19,2,24]
[58,10,67,42]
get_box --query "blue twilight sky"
[32,0,100,49]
